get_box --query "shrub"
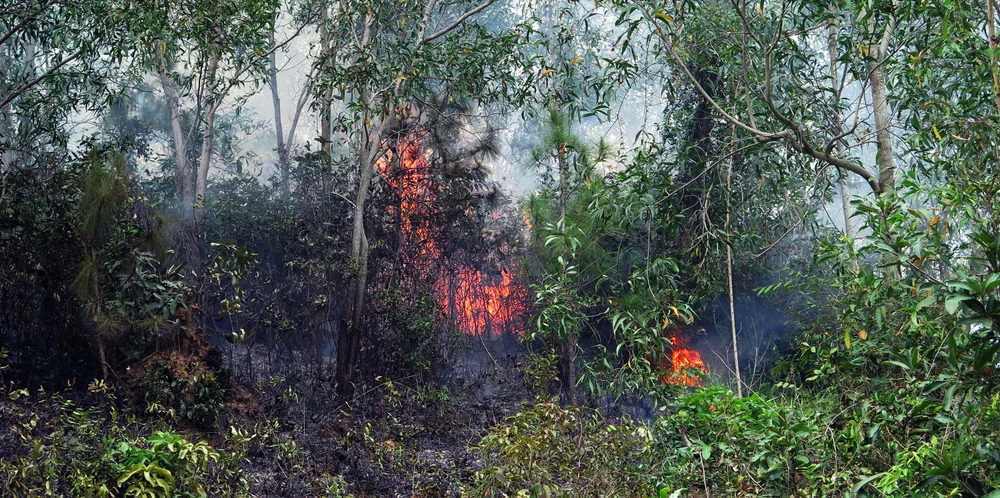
[0,386,248,497]
[472,402,658,496]
[141,352,225,429]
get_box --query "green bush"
[472,402,658,496]
[649,387,830,496]
[141,353,225,429]
[648,382,1000,496]
[0,386,248,497]
[112,431,219,498]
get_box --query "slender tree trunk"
[267,34,291,198]
[726,125,742,398]
[829,10,855,242]
[556,150,576,405]
[98,337,108,380]
[0,49,22,175]
[986,0,1000,177]
[868,61,894,193]
[157,61,194,220]
[839,176,854,238]
[194,53,221,222]
[0,88,13,199]
[318,7,333,195]
[559,330,576,404]
[865,4,898,194]
[337,118,382,400]
[988,0,1000,119]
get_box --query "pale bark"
[318,5,333,194]
[0,50,17,178]
[337,111,384,399]
[839,176,854,239]
[829,9,855,241]
[726,125,741,398]
[865,3,898,193]
[868,62,894,192]
[157,59,194,220]
[267,36,290,197]
[194,52,221,220]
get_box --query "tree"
[71,152,129,379]
[313,0,530,399]
[126,0,291,264]
[526,106,610,404]
[71,149,187,379]
[613,0,900,196]
[266,6,313,198]
[0,0,135,190]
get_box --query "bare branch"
[285,76,313,154]
[422,0,497,43]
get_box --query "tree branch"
[422,0,497,43]
[0,47,82,109]
[638,1,883,194]
[0,0,61,48]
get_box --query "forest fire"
[381,134,528,337]
[666,333,708,387]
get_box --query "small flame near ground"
[380,135,529,337]
[666,333,708,387]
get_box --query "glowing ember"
[380,134,528,337]
[666,333,707,387]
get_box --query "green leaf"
[945,294,965,314]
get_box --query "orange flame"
[380,134,528,337]
[665,333,707,387]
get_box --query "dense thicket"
[2,0,1000,496]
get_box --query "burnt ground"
[251,347,529,497]
[0,332,532,497]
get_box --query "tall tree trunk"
[158,51,206,270]
[868,62,894,193]
[829,9,855,241]
[865,5,898,194]
[267,37,291,198]
[336,117,383,400]
[157,61,194,220]
[556,148,576,405]
[988,0,1000,119]
[194,53,221,222]
[726,125,741,398]
[0,58,13,199]
[319,7,333,195]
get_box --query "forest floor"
[0,335,532,497]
